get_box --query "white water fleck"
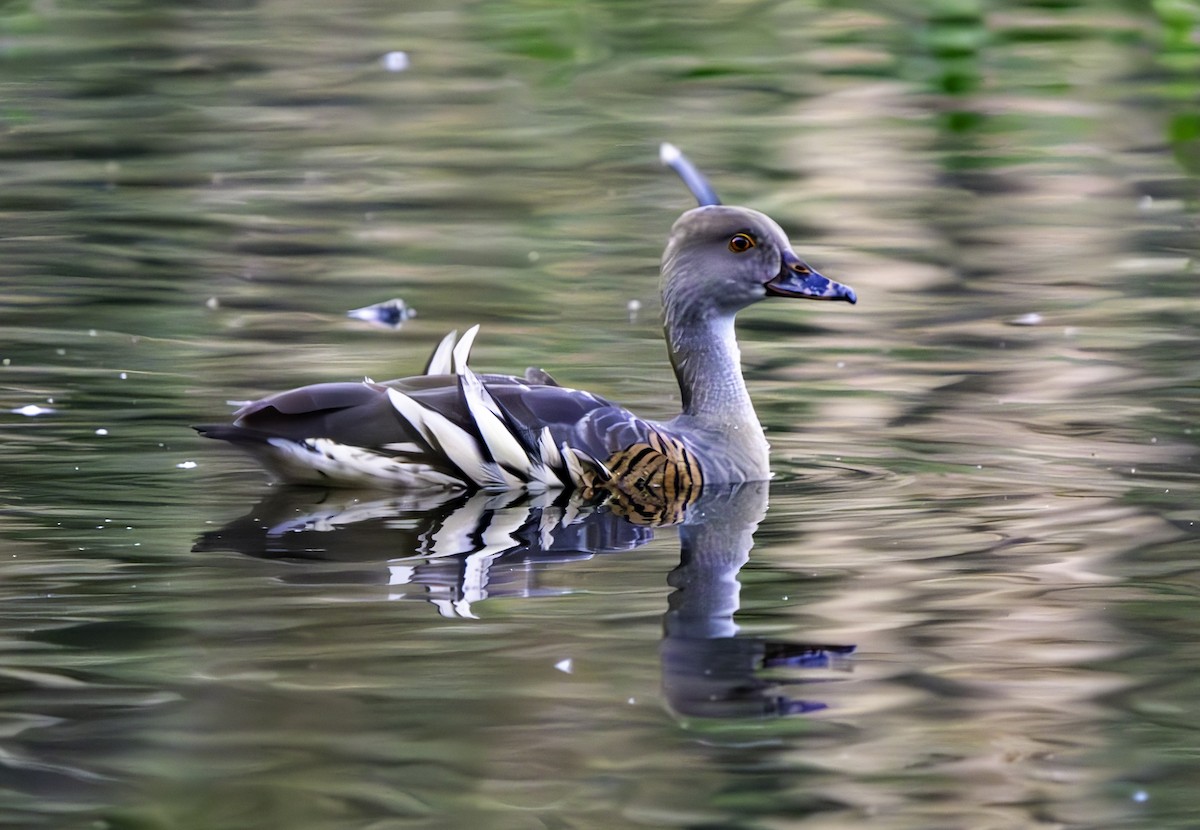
[13,404,55,417]
[382,51,409,72]
[1008,312,1043,326]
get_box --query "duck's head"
[661,205,856,324]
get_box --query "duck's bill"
[765,252,857,304]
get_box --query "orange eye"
[728,233,755,253]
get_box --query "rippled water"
[1,2,1198,828]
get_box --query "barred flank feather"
[597,431,703,525]
[606,431,702,492]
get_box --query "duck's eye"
[728,233,755,253]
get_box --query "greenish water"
[1,1,1198,828]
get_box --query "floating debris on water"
[176,460,198,470]
[205,296,220,310]
[627,298,642,324]
[554,658,573,674]
[347,298,416,330]
[95,428,109,436]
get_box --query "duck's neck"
[664,308,770,478]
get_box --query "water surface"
[1,2,1198,828]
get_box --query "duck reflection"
[196,482,854,718]
[664,482,855,718]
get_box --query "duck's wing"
[195,371,620,491]
[195,378,449,487]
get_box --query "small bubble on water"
[119,372,127,380]
[382,50,410,72]
[1008,312,1043,326]
[176,461,198,470]
[1132,789,1149,803]
[95,428,109,436]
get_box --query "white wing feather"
[424,330,458,376]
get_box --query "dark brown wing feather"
[196,374,616,456]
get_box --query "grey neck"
[664,309,771,480]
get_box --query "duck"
[196,144,856,512]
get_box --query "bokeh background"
[1,1,1198,828]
